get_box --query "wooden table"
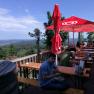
[75,56,93,63]
[80,50,94,54]
[57,66,90,77]
[81,49,94,51]
[20,62,41,70]
[19,62,41,78]
[19,62,90,78]
[57,66,75,75]
[57,66,90,88]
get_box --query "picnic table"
[18,62,41,78]
[57,66,90,77]
[18,62,90,78]
[20,62,41,70]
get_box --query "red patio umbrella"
[47,16,94,46]
[51,4,62,54]
[47,16,94,32]
[50,4,62,65]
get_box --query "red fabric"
[60,16,94,32]
[51,33,62,54]
[61,16,94,25]
[60,24,94,32]
[51,4,62,54]
[52,4,61,20]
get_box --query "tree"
[25,48,35,55]
[87,32,94,42]
[28,28,41,63]
[0,47,6,59]
[44,11,54,49]
[17,49,27,57]
[8,44,16,56]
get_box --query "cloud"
[0,8,10,15]
[25,9,30,14]
[0,8,43,33]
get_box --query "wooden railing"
[11,50,50,65]
[11,50,50,79]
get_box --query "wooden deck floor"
[20,85,84,94]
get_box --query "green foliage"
[59,31,68,45]
[25,48,35,55]
[16,47,35,57]
[44,30,54,49]
[0,40,37,59]
[16,49,27,57]
[28,28,41,63]
[87,32,94,42]
[44,11,53,49]
[47,11,52,25]
[8,44,16,56]
[0,47,6,59]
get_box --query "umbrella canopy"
[51,4,62,54]
[61,16,94,32]
[47,16,94,32]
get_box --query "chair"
[84,63,94,94]
[59,52,70,66]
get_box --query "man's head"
[48,53,56,64]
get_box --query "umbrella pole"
[55,54,58,66]
[68,33,69,47]
[73,32,75,47]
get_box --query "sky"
[0,0,94,40]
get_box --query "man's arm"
[40,63,61,80]
[42,73,61,80]
[42,67,61,80]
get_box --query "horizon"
[0,37,84,41]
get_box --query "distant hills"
[0,40,35,46]
[0,38,78,47]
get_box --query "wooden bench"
[64,88,84,94]
[17,77,85,94]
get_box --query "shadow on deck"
[19,85,84,94]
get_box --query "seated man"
[38,53,69,90]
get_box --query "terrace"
[9,44,94,94]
